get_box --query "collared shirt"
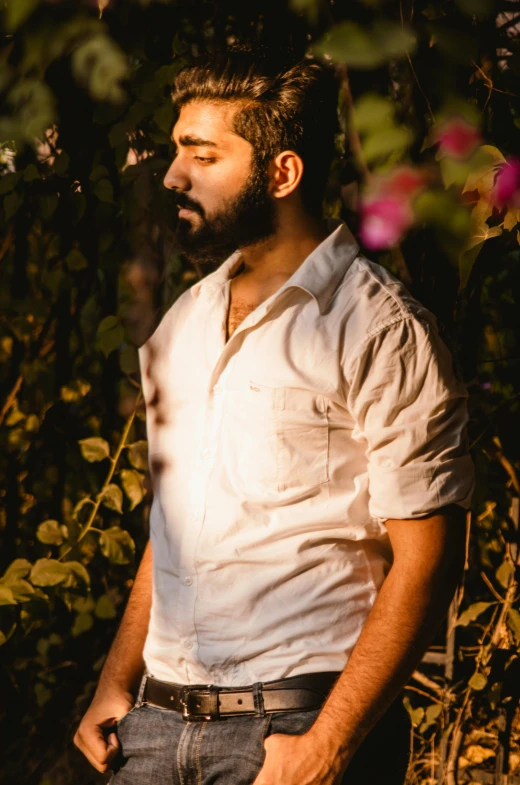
[138,220,474,687]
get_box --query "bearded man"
[74,48,474,785]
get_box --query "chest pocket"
[222,381,330,495]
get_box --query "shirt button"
[201,448,210,459]
[190,512,197,522]
[183,640,193,650]
[184,576,193,586]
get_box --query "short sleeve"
[345,316,475,522]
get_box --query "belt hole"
[238,699,243,705]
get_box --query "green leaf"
[363,127,413,163]
[92,178,114,204]
[4,0,41,31]
[353,94,394,134]
[4,191,23,221]
[53,151,70,175]
[0,622,17,647]
[424,703,443,726]
[8,579,35,603]
[100,483,123,514]
[71,34,128,104]
[30,558,70,587]
[37,519,68,546]
[120,344,139,375]
[34,681,52,708]
[314,21,416,69]
[65,248,88,272]
[64,561,91,588]
[89,165,110,182]
[0,558,32,583]
[73,496,95,521]
[314,22,382,68]
[71,612,94,637]
[23,164,40,182]
[60,379,91,403]
[97,316,124,358]
[99,526,135,565]
[507,609,520,647]
[126,440,149,471]
[120,469,145,511]
[0,172,22,195]
[468,672,488,691]
[78,437,110,462]
[457,601,495,626]
[95,593,117,620]
[0,586,17,606]
[495,561,513,590]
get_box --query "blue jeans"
[109,688,411,784]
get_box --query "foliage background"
[0,0,519,783]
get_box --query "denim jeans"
[109,687,411,785]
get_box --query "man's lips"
[178,207,198,218]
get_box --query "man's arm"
[74,539,153,774]
[253,505,466,785]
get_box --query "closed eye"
[194,156,216,164]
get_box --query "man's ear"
[269,150,304,200]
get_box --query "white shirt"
[138,220,474,687]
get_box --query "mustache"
[173,191,205,217]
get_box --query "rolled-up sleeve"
[346,315,475,522]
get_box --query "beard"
[173,158,277,264]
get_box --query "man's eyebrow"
[176,134,220,148]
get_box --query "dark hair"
[171,46,339,217]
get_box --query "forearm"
[96,539,153,697]
[309,509,465,773]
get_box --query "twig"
[59,390,142,561]
[399,0,435,123]
[480,571,505,603]
[411,670,447,698]
[0,374,22,426]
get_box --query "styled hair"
[171,46,339,217]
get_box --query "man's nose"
[163,157,190,191]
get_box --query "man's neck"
[235,212,329,291]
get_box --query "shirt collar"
[190,219,359,314]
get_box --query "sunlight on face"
[164,101,255,223]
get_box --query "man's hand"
[252,730,345,785]
[74,688,135,773]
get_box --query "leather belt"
[142,671,341,721]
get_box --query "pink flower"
[493,157,520,208]
[359,198,413,250]
[435,116,481,159]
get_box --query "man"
[74,48,474,785]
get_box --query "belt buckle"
[180,686,214,722]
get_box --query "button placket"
[177,385,225,660]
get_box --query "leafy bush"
[0,0,519,783]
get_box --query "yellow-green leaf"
[0,558,32,583]
[37,520,68,546]
[99,526,135,565]
[30,559,70,587]
[4,0,41,31]
[495,561,513,590]
[468,672,487,691]
[507,609,520,646]
[0,586,17,606]
[126,440,148,471]
[78,437,110,462]
[95,593,117,620]
[100,483,123,514]
[457,601,495,626]
[120,469,145,511]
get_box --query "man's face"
[164,101,277,264]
